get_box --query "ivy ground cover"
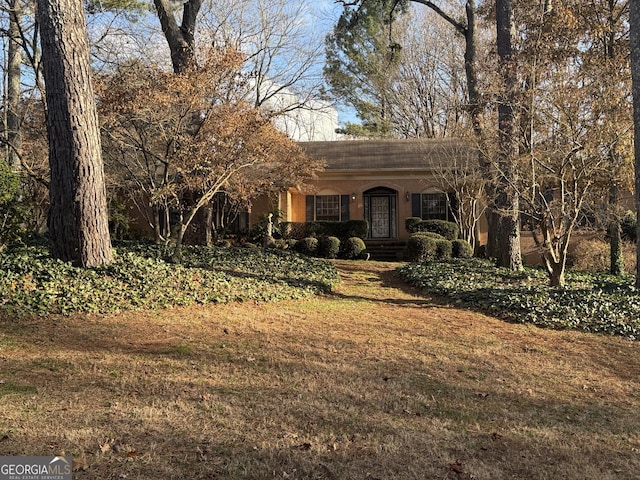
[0,243,339,316]
[398,258,640,340]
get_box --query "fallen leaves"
[99,439,140,461]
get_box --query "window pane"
[316,195,340,221]
[421,193,447,220]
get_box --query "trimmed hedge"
[404,235,438,262]
[319,236,341,259]
[413,231,446,241]
[405,234,472,262]
[411,219,459,241]
[452,239,473,258]
[280,220,368,240]
[294,237,319,256]
[280,222,307,240]
[405,217,422,233]
[341,237,366,259]
[435,239,452,259]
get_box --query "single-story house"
[251,138,486,245]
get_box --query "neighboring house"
[251,138,486,244]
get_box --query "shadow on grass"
[215,267,335,294]
[328,262,450,308]
[0,340,638,480]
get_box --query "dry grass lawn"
[0,260,639,479]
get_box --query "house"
[251,138,486,246]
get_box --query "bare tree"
[431,139,486,247]
[98,51,321,259]
[383,8,470,138]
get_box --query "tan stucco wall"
[289,173,459,241]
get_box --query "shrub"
[343,220,368,239]
[404,234,437,262]
[452,239,473,258]
[341,237,366,259]
[0,160,27,248]
[108,199,131,240]
[570,237,636,275]
[413,231,446,241]
[318,236,341,259]
[621,211,637,243]
[405,217,422,234]
[264,237,288,250]
[435,239,452,259]
[280,222,306,240]
[305,220,368,240]
[413,220,459,240]
[294,237,319,256]
[303,222,326,238]
[249,210,283,242]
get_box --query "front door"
[370,196,390,238]
[364,187,397,239]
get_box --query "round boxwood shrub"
[319,236,341,259]
[435,239,453,259]
[404,234,437,262]
[294,237,319,256]
[452,239,473,258]
[341,237,366,259]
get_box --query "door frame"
[363,187,398,239]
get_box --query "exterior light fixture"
[351,192,357,201]
[405,192,411,201]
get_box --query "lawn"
[0,260,638,479]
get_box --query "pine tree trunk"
[495,0,522,271]
[632,0,640,288]
[38,0,112,267]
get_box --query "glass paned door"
[370,196,390,238]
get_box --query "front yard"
[0,260,638,479]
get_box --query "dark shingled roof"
[300,138,473,171]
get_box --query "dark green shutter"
[305,196,314,221]
[340,194,350,221]
[411,193,421,218]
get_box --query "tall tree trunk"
[38,0,113,267]
[495,0,522,270]
[631,0,640,287]
[609,182,623,275]
[413,1,494,254]
[153,0,201,73]
[6,0,22,173]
